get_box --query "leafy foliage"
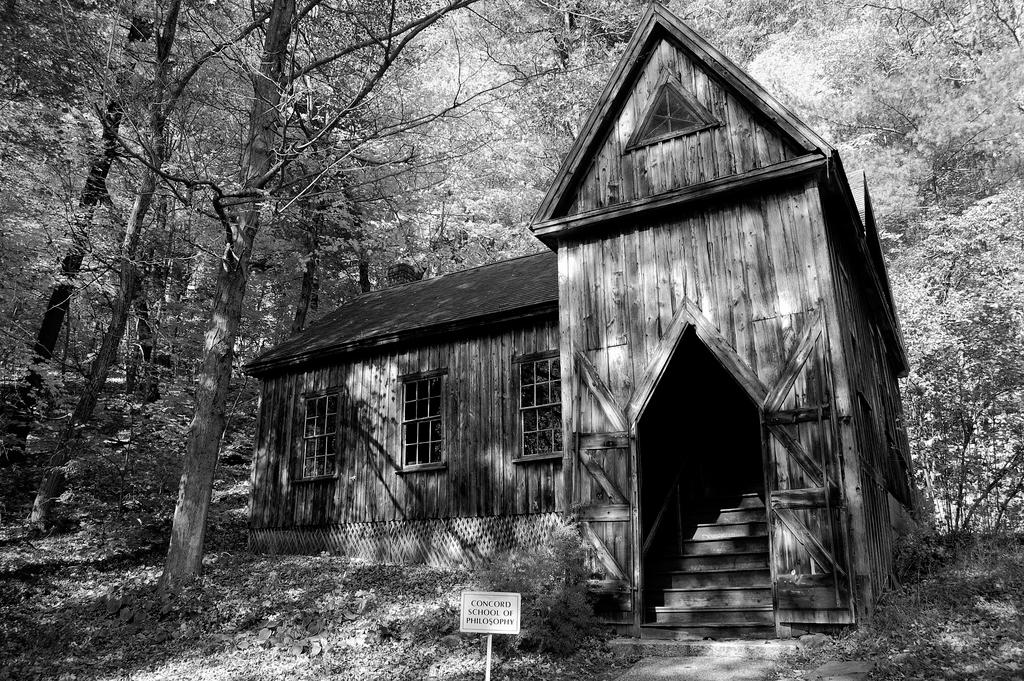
[769,534,1024,681]
[475,519,599,654]
[0,534,632,680]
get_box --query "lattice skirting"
[249,512,565,568]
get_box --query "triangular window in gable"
[626,80,718,149]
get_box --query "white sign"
[459,591,521,635]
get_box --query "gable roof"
[532,3,833,224]
[245,250,559,376]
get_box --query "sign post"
[459,591,521,681]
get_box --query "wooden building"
[246,4,914,639]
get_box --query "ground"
[0,535,636,681]
[2,452,1022,680]
[766,537,1024,681]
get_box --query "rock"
[892,651,913,664]
[798,633,830,650]
[802,660,875,681]
[439,634,461,650]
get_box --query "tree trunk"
[960,448,1024,532]
[160,0,295,589]
[994,471,1024,532]
[357,255,371,293]
[28,1,181,526]
[3,100,124,462]
[128,199,167,400]
[290,225,319,335]
[34,99,123,361]
[159,0,476,586]
[127,291,159,401]
[2,12,160,462]
[30,174,156,526]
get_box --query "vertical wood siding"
[828,225,914,613]
[559,178,860,625]
[568,39,801,214]
[562,181,825,399]
[249,318,563,529]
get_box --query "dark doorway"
[637,329,772,637]
[638,329,764,542]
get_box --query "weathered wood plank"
[767,424,823,486]
[532,155,826,240]
[770,486,839,510]
[581,521,628,581]
[579,432,630,449]
[577,504,631,522]
[579,449,628,505]
[773,506,847,578]
[575,350,628,431]
[764,309,823,411]
[764,405,832,426]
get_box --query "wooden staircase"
[642,493,774,640]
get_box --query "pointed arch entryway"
[571,298,854,638]
[635,325,770,637]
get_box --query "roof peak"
[532,2,833,225]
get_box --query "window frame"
[513,350,564,463]
[398,368,448,473]
[624,76,720,152]
[297,389,341,482]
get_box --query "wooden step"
[646,605,774,626]
[658,586,772,609]
[679,536,768,556]
[682,507,767,525]
[647,568,771,589]
[687,521,768,541]
[650,551,770,571]
[610,637,799,658]
[640,622,775,640]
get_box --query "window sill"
[623,121,720,153]
[513,453,564,464]
[397,462,447,474]
[294,475,337,483]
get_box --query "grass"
[768,535,1024,681]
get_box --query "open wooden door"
[761,313,854,632]
[572,351,635,629]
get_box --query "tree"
[0,2,134,460]
[894,187,1024,532]
[161,0,494,587]
[27,1,273,527]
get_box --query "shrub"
[473,520,598,654]
[892,524,973,584]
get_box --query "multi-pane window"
[519,357,563,458]
[402,374,444,467]
[302,394,337,478]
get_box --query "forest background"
[0,0,1022,583]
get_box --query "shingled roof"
[245,250,559,376]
